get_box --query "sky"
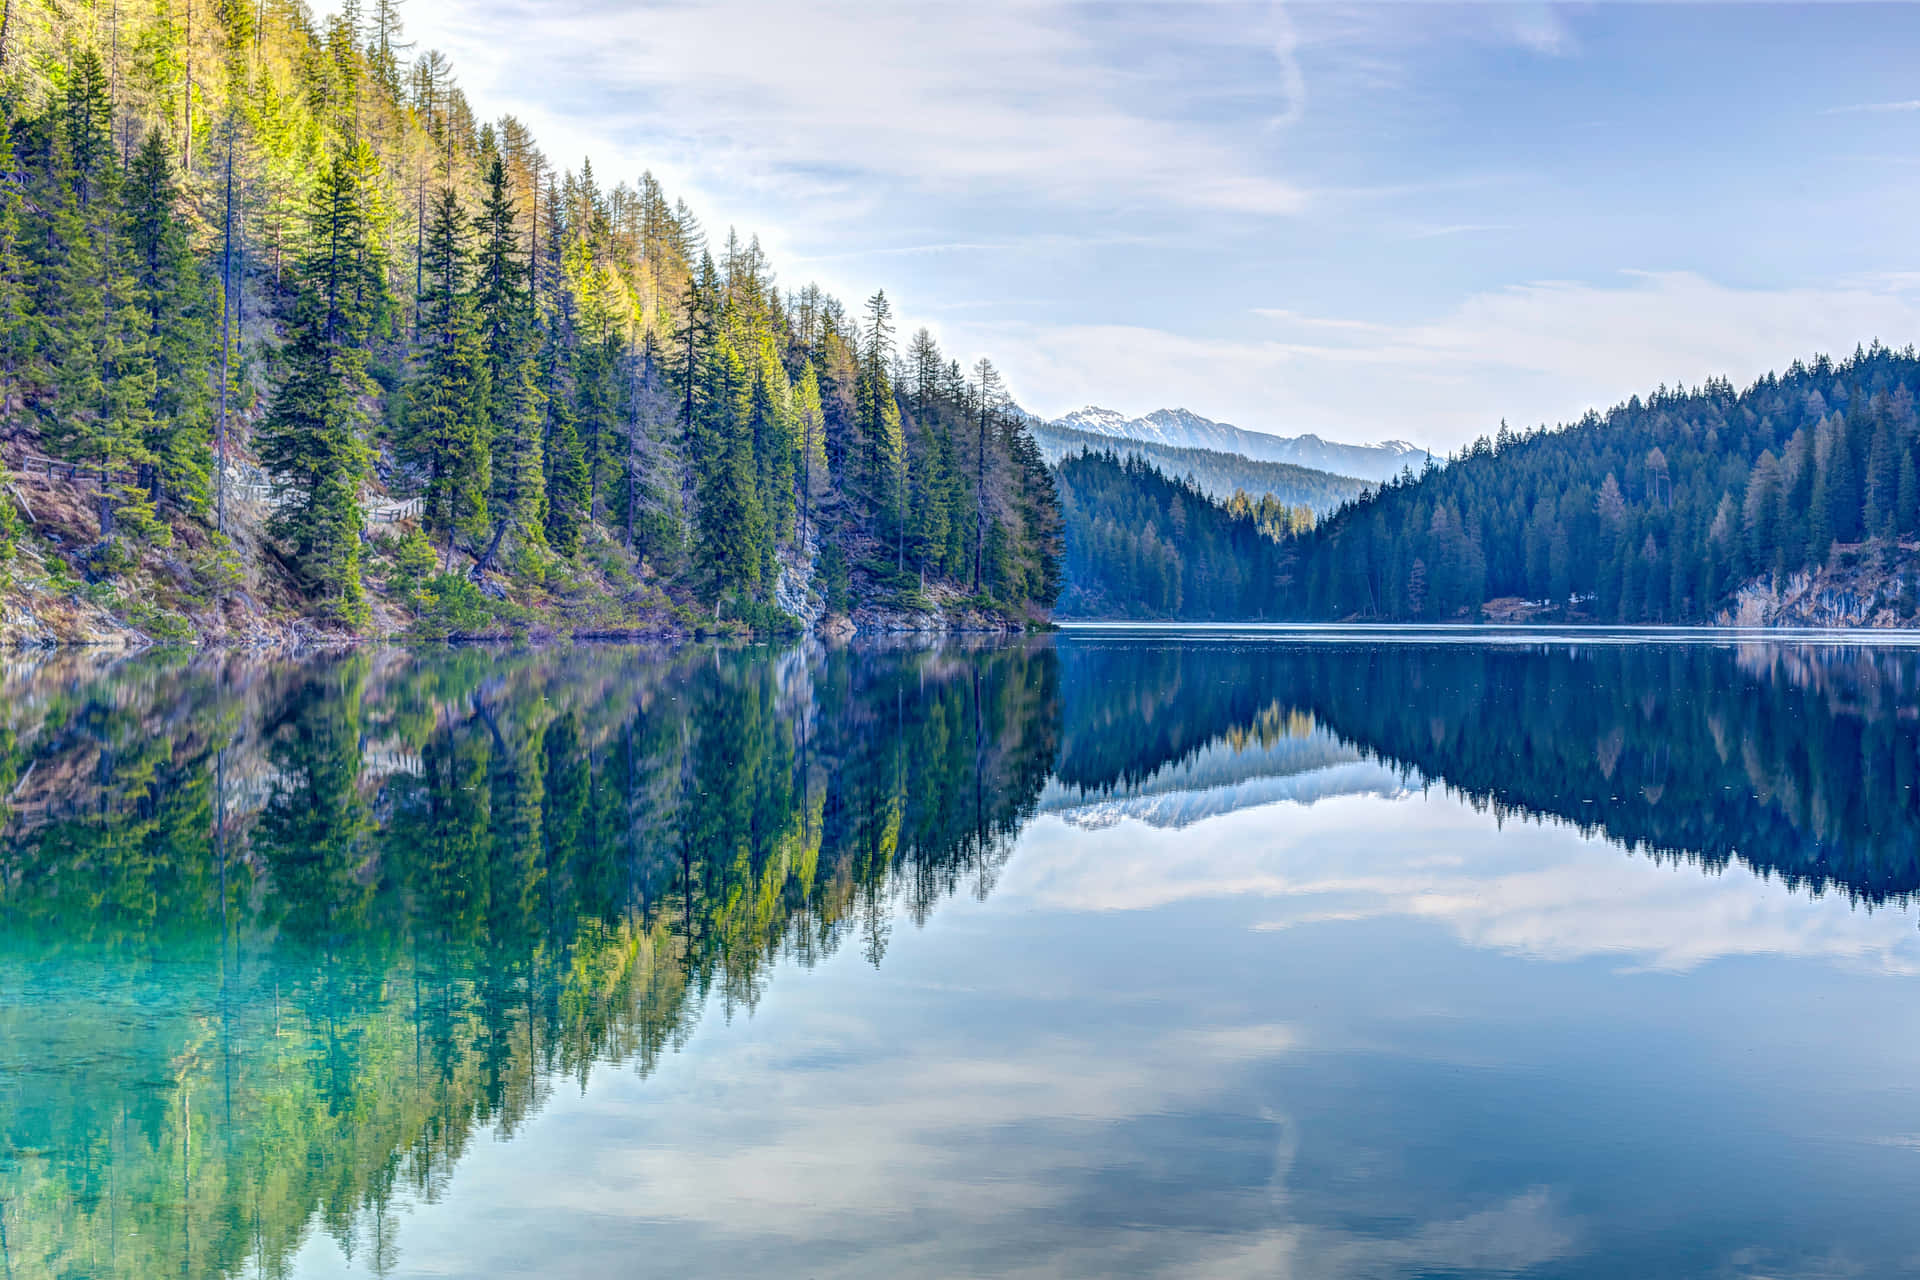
[386,1,1920,452]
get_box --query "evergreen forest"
[0,1,1062,637]
[1280,346,1920,623]
[1054,451,1305,620]
[1027,419,1367,512]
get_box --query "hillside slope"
[0,2,1061,643]
[1029,420,1366,513]
[1278,346,1920,625]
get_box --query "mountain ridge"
[1029,404,1428,484]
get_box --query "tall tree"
[406,186,490,567]
[122,128,214,510]
[256,146,388,624]
[473,155,544,567]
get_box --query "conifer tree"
[0,103,30,422]
[122,128,214,509]
[794,360,826,546]
[695,334,764,607]
[407,186,489,566]
[257,148,385,624]
[854,290,902,542]
[473,155,544,563]
[540,316,587,555]
[40,53,166,553]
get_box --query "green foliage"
[254,145,388,626]
[405,188,491,558]
[1283,347,1920,622]
[406,571,526,637]
[820,539,851,615]
[385,524,438,602]
[1055,451,1283,619]
[0,10,1065,632]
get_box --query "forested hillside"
[1028,420,1365,512]
[1054,451,1295,620]
[1279,346,1920,624]
[0,1,1061,640]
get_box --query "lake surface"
[6,630,1920,1278]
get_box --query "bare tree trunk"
[472,515,510,577]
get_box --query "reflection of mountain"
[1057,637,1920,906]
[6,635,1920,1277]
[1040,725,1413,829]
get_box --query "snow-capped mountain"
[1043,405,1427,484]
[1037,727,1415,831]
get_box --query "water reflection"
[1,634,1917,1277]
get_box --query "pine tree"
[256,148,386,624]
[407,186,489,566]
[794,360,826,547]
[39,54,166,554]
[122,128,214,510]
[695,334,764,607]
[854,290,902,545]
[0,107,31,423]
[473,156,544,565]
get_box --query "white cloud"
[405,0,1312,217]
[1823,99,1920,115]
[999,793,1920,975]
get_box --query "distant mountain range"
[1029,420,1368,514]
[1024,405,1428,485]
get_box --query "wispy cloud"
[411,0,1315,216]
[1405,222,1518,240]
[1823,99,1920,115]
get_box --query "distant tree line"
[1053,451,1300,619]
[1280,346,1920,621]
[1028,420,1365,512]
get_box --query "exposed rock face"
[774,528,824,630]
[848,597,1029,635]
[1719,544,1920,628]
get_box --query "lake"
[6,629,1920,1278]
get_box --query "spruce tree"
[122,129,214,510]
[0,108,31,423]
[695,334,763,607]
[40,53,166,554]
[473,155,544,563]
[407,186,490,566]
[256,148,385,625]
[854,290,902,544]
[794,360,826,546]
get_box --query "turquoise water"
[5,635,1920,1278]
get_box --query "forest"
[1053,450,1307,620]
[1027,418,1366,512]
[0,1,1062,638]
[1280,346,1920,623]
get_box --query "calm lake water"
[6,630,1920,1278]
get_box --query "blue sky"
[399,2,1920,451]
